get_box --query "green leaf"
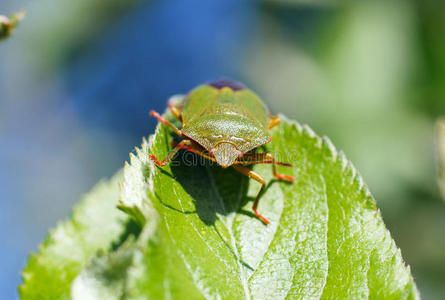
[71,210,204,300]
[19,173,136,299]
[71,238,136,300]
[115,109,419,299]
[21,106,419,299]
[0,9,25,40]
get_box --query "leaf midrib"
[205,166,251,300]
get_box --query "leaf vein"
[206,167,251,300]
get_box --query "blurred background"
[1,0,444,298]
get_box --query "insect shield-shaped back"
[181,84,272,167]
[148,80,294,225]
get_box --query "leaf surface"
[116,111,419,299]
[20,109,419,299]
[19,173,133,299]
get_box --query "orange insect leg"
[232,165,269,225]
[149,110,182,136]
[167,102,182,121]
[269,116,280,129]
[237,153,295,182]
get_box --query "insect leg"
[170,141,217,163]
[150,140,191,166]
[237,153,295,182]
[149,110,182,136]
[167,102,182,121]
[232,165,269,225]
[269,116,280,129]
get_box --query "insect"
[149,80,294,224]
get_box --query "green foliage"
[19,174,133,299]
[12,0,137,75]
[20,110,419,299]
[0,9,25,41]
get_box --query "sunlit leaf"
[19,173,135,299]
[20,107,419,299]
[116,110,419,299]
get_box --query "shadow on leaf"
[169,150,251,225]
[111,218,141,251]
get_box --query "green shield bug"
[149,80,294,224]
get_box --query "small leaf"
[19,173,133,299]
[117,109,419,299]
[0,9,25,40]
[21,106,419,299]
